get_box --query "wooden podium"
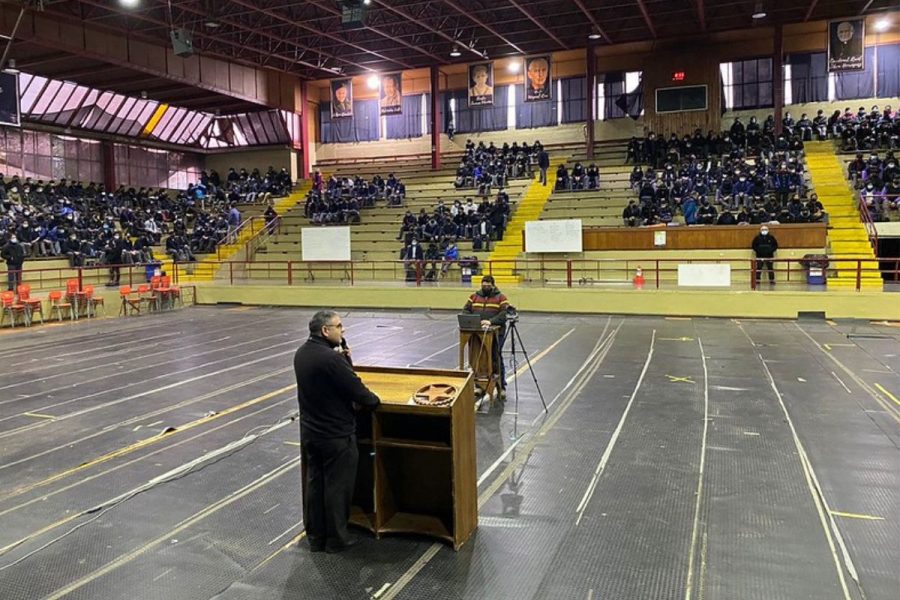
[316,366,477,550]
[458,327,501,399]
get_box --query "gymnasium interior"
[0,1,898,599]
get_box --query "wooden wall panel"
[582,224,826,251]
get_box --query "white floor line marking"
[831,371,852,395]
[744,325,857,600]
[574,329,656,526]
[408,340,458,366]
[684,338,709,600]
[267,520,304,546]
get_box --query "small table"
[458,326,501,401]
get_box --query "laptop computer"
[457,313,485,331]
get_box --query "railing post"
[77,267,83,290]
[856,260,861,292]
[288,261,293,286]
[655,260,660,289]
[230,261,234,285]
[349,261,355,286]
[751,260,757,290]
[566,260,572,288]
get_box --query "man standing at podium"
[463,275,510,399]
[294,310,381,553]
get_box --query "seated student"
[795,113,813,141]
[681,195,699,225]
[697,198,717,224]
[622,200,641,227]
[555,165,570,190]
[717,210,736,225]
[571,163,586,190]
[586,164,600,189]
[657,200,673,224]
[629,165,644,190]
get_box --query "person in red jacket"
[463,275,510,398]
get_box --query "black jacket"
[1,241,25,267]
[293,336,380,440]
[537,151,550,169]
[752,233,778,258]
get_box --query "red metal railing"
[857,196,879,255]
[2,256,890,295]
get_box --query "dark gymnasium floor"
[0,307,897,600]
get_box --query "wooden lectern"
[458,326,500,399]
[302,365,477,550]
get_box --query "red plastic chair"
[161,275,182,307]
[48,290,74,322]
[17,284,44,325]
[119,285,141,316]
[83,285,105,317]
[65,279,85,319]
[1,291,28,327]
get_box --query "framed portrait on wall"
[524,55,552,102]
[380,73,402,116]
[827,18,865,72]
[0,72,21,127]
[468,62,494,107]
[330,78,354,118]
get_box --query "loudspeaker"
[170,28,194,58]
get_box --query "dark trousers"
[6,266,21,291]
[539,167,548,186]
[495,328,506,390]
[756,259,775,283]
[303,435,358,549]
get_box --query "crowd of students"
[849,150,900,220]
[616,117,834,227]
[453,139,543,195]
[304,170,408,224]
[1,166,291,285]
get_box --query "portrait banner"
[330,78,354,118]
[524,55,552,102]
[468,62,494,107]
[380,73,402,116]
[0,72,21,127]
[828,18,865,72]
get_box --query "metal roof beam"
[506,0,568,49]
[440,0,527,55]
[572,0,612,43]
[228,0,414,71]
[304,0,449,65]
[805,0,819,21]
[635,0,658,38]
[695,0,707,30]
[371,0,486,59]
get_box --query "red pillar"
[586,42,596,160]
[101,141,116,192]
[299,80,311,179]
[431,65,441,171]
[773,25,784,137]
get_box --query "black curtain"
[319,99,380,143]
[836,46,876,100]
[788,52,827,103]
[515,85,557,128]
[561,76,587,123]
[877,43,900,98]
[386,94,429,139]
[454,86,508,133]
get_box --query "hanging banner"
[467,62,494,107]
[827,18,865,72]
[330,78,354,118]
[0,72,21,127]
[524,55,552,102]
[380,73,402,116]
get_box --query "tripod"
[503,318,547,438]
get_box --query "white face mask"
[760,229,769,236]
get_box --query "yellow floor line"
[829,510,885,521]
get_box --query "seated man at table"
[462,275,510,399]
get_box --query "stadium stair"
[804,142,881,290]
[178,180,312,283]
[486,158,566,284]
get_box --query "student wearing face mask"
[751,225,778,286]
[1,233,26,291]
[463,275,510,399]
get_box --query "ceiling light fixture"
[450,47,461,58]
[507,60,521,73]
[4,59,19,74]
[588,31,602,40]
[363,0,372,5]
[751,2,766,19]
[874,19,890,32]
[119,0,141,8]
[204,20,221,28]
[367,74,380,89]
